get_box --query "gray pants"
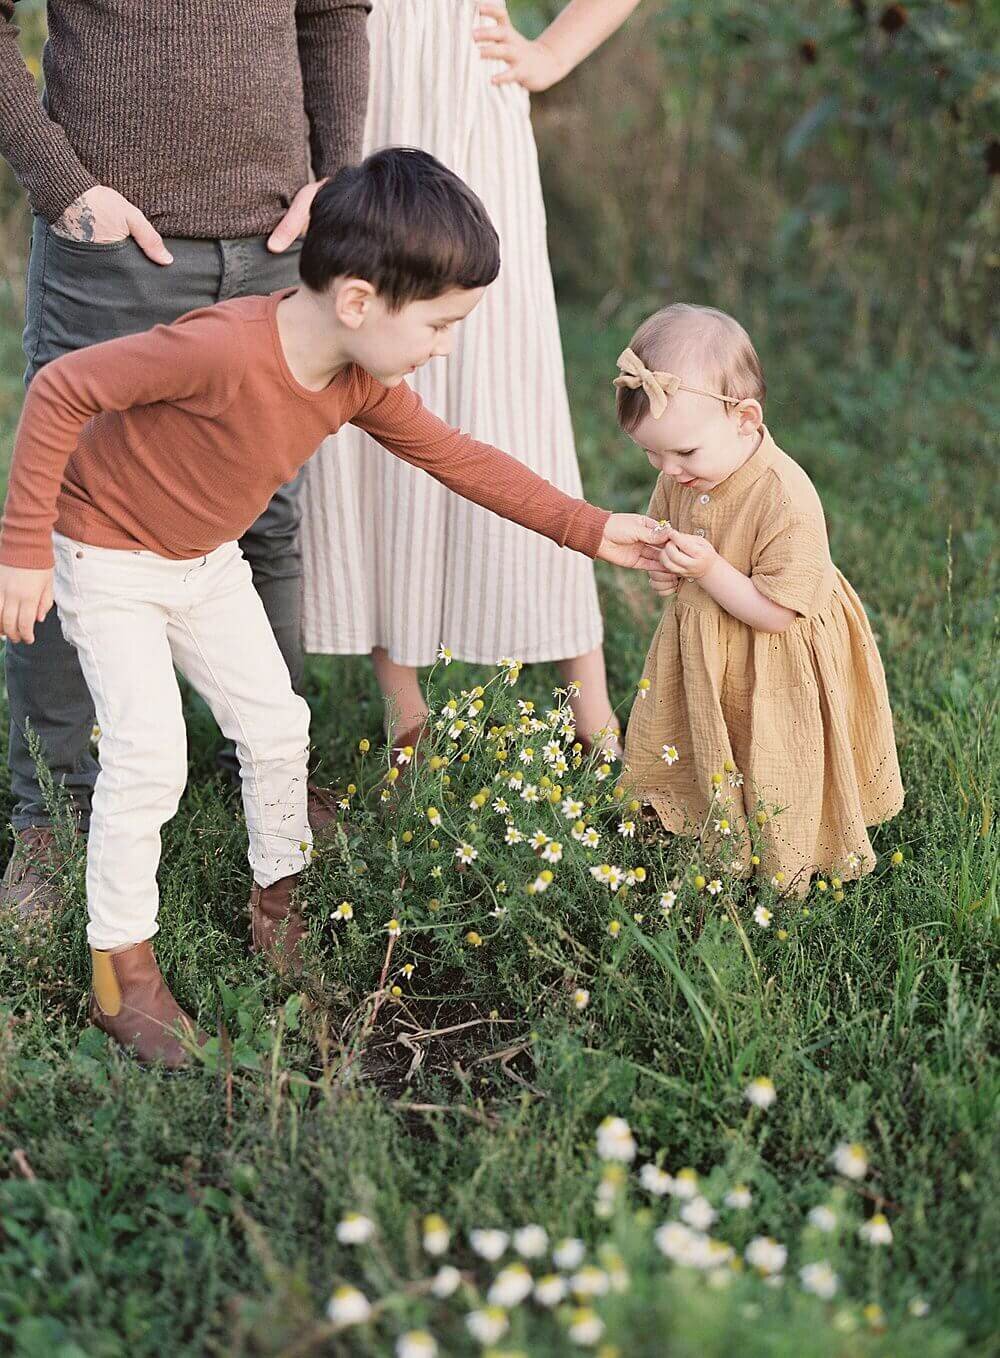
[6,219,306,830]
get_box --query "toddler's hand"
[660,527,718,580]
[649,567,679,598]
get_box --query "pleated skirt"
[300,0,604,665]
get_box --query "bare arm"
[474,0,642,91]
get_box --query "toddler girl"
[617,304,904,893]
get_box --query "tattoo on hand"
[51,199,97,242]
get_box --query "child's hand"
[473,4,566,90]
[596,514,671,571]
[0,564,54,644]
[649,567,680,598]
[659,527,718,580]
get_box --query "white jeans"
[52,534,312,950]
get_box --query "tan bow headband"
[613,347,742,420]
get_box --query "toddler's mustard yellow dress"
[624,428,904,892]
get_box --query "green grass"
[0,297,996,1357]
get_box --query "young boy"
[0,148,668,1067]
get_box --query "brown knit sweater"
[0,0,371,235]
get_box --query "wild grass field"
[0,1,997,1355]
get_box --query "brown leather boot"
[0,825,78,922]
[306,782,349,843]
[249,872,306,976]
[89,941,208,1068]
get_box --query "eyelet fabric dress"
[300,0,603,666]
[623,428,904,893]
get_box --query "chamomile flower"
[680,1196,718,1232]
[465,1308,508,1345]
[568,1308,605,1346]
[517,700,535,716]
[530,829,551,850]
[753,905,772,929]
[618,819,636,839]
[745,1236,787,1276]
[830,1141,869,1180]
[504,824,524,846]
[422,1215,450,1256]
[800,1261,839,1300]
[534,1274,568,1307]
[570,1266,609,1298]
[661,744,680,765]
[706,879,723,896]
[714,819,732,836]
[426,806,442,827]
[553,1238,586,1270]
[431,1265,462,1298]
[513,1224,549,1259]
[326,1285,372,1326]
[487,1263,534,1308]
[744,1077,777,1109]
[659,891,677,915]
[637,678,651,699]
[724,1185,752,1210]
[519,747,535,766]
[582,827,601,850]
[396,1332,438,1358]
[542,740,563,764]
[386,918,402,938]
[595,763,612,782]
[436,644,453,664]
[561,797,584,820]
[332,901,354,921]
[396,745,414,766]
[607,919,622,938]
[492,797,510,815]
[336,1212,376,1245]
[639,1164,673,1197]
[469,1228,509,1261]
[507,772,524,790]
[596,1116,636,1163]
[908,1298,930,1318]
[530,871,554,894]
[541,840,564,864]
[670,1168,699,1200]
[572,988,590,1010]
[520,784,540,803]
[807,1205,837,1233]
[859,1213,893,1246]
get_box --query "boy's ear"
[334,278,377,331]
[735,399,764,434]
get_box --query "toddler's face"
[628,391,762,493]
[344,285,486,387]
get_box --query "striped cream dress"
[300,0,603,666]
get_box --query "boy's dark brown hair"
[300,147,501,309]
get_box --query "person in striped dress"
[301,0,642,757]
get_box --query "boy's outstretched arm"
[351,378,669,568]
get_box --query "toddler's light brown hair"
[616,303,767,433]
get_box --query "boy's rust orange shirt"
[0,289,609,570]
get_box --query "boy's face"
[340,284,486,386]
[628,392,762,493]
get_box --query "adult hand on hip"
[267,179,327,253]
[473,2,566,91]
[51,186,174,264]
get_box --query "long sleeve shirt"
[0,291,610,571]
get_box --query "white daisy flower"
[504,824,524,846]
[582,827,601,849]
[336,1212,375,1245]
[469,1228,509,1261]
[533,1273,567,1307]
[396,1332,438,1358]
[541,840,563,864]
[572,988,590,1011]
[552,1238,586,1270]
[568,1308,605,1346]
[596,1116,636,1163]
[422,1214,450,1256]
[456,842,478,866]
[807,1205,837,1233]
[858,1213,893,1246]
[430,1265,461,1298]
[753,904,772,929]
[659,891,677,914]
[661,744,680,765]
[744,1077,777,1109]
[436,644,453,665]
[569,1266,609,1298]
[561,797,584,820]
[520,784,540,803]
[513,1224,549,1259]
[326,1285,371,1326]
[669,1168,699,1200]
[745,1236,787,1276]
[465,1308,509,1345]
[530,829,551,850]
[724,1185,752,1210]
[492,797,510,815]
[799,1261,839,1300]
[487,1263,533,1308]
[830,1141,869,1180]
[639,1163,673,1197]
[680,1196,718,1232]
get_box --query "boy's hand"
[596,514,671,571]
[0,565,54,644]
[659,527,718,580]
[649,567,680,598]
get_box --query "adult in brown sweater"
[0,0,371,916]
[0,149,670,1065]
